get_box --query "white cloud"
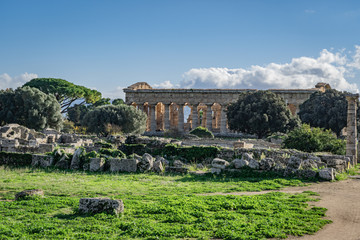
[101,86,126,100]
[178,47,359,93]
[347,45,360,69]
[153,80,179,88]
[0,72,38,90]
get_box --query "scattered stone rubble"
[15,189,44,201]
[79,198,124,215]
[0,125,355,181]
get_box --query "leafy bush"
[98,148,126,158]
[120,144,150,156]
[82,105,147,136]
[0,152,32,166]
[95,141,113,149]
[226,90,300,138]
[154,144,220,162]
[283,124,346,155]
[189,127,214,138]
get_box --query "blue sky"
[1,0,360,98]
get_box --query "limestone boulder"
[319,168,335,181]
[70,148,85,170]
[173,160,184,168]
[152,160,164,173]
[89,158,105,172]
[210,168,222,174]
[259,158,275,171]
[138,153,154,172]
[211,158,229,169]
[79,198,124,215]
[110,158,138,172]
[241,153,254,161]
[301,159,318,170]
[287,156,302,170]
[31,154,53,168]
[155,156,169,167]
[55,156,70,169]
[248,159,260,170]
[15,189,44,201]
[232,158,249,169]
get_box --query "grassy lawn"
[0,167,331,239]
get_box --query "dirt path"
[204,177,360,240]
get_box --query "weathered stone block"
[79,198,124,215]
[152,160,164,173]
[210,167,221,174]
[38,144,54,153]
[15,189,44,201]
[70,148,85,170]
[233,141,253,149]
[138,153,153,172]
[319,168,335,181]
[173,160,184,167]
[55,159,69,169]
[31,154,53,168]
[89,158,105,172]
[259,158,275,171]
[232,158,249,169]
[110,158,137,172]
[211,158,229,169]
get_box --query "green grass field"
[0,167,331,239]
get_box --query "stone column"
[206,104,212,131]
[178,104,184,133]
[346,95,359,165]
[164,103,170,131]
[220,105,227,134]
[150,104,156,133]
[191,104,198,130]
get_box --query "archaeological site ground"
[0,81,359,239]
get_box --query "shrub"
[98,148,126,158]
[154,144,220,162]
[0,152,32,166]
[283,124,346,155]
[189,127,214,138]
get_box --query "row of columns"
[138,102,228,134]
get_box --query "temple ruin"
[124,82,331,135]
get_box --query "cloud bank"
[154,47,360,93]
[0,72,38,90]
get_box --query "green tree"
[226,90,300,138]
[82,105,147,136]
[298,89,359,137]
[67,97,114,125]
[112,98,125,105]
[23,78,101,113]
[0,87,62,130]
[67,104,89,126]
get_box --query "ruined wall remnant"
[346,94,359,164]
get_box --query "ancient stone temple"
[124,82,330,135]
